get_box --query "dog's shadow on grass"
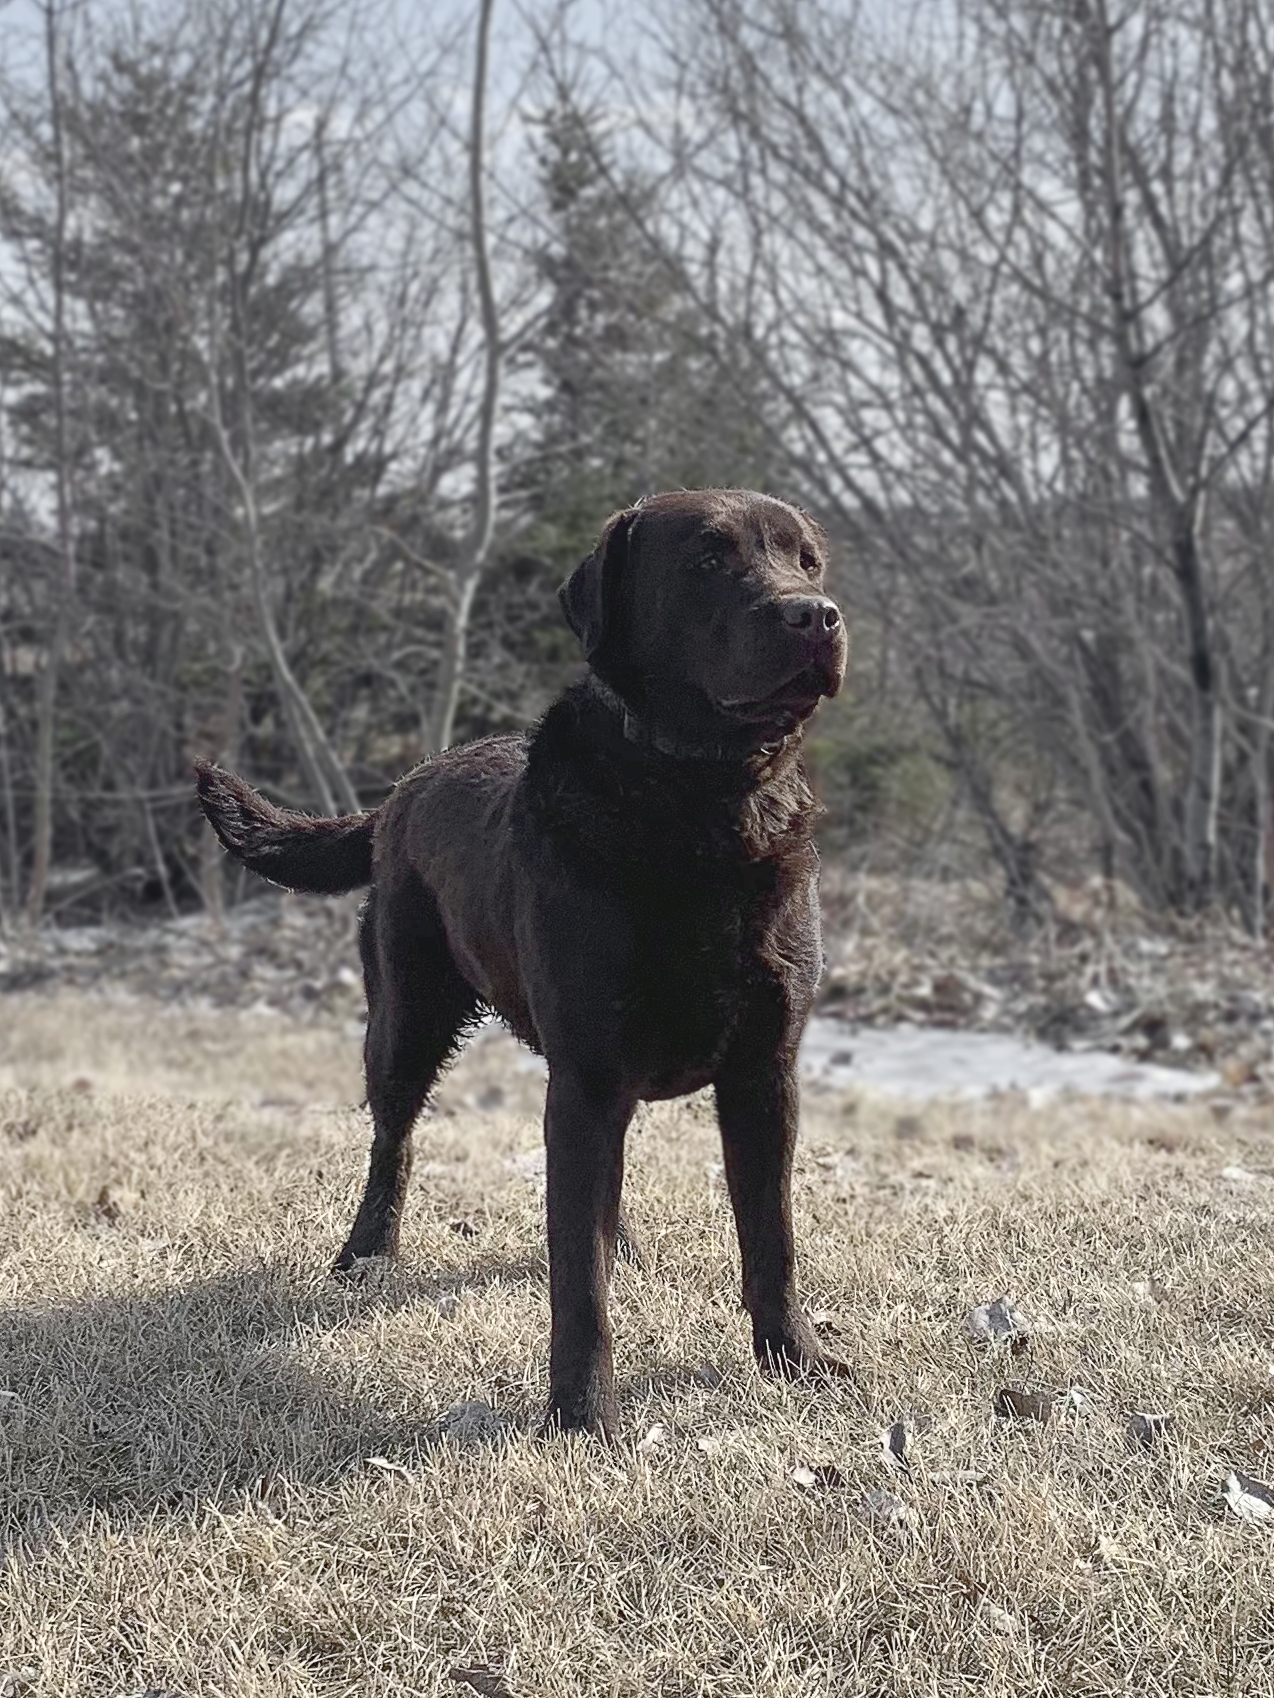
[0,1249,543,1554]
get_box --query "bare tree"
[575,0,1274,923]
[21,0,77,927]
[199,6,353,815]
[425,0,502,755]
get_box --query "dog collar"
[587,677,789,766]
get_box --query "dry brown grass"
[2,991,1274,1696]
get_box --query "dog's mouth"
[718,665,830,726]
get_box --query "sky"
[0,0,947,97]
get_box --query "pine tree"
[516,105,780,565]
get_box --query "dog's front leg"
[715,1035,852,1383]
[542,1068,635,1439]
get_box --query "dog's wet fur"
[195,488,850,1436]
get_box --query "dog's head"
[560,489,848,753]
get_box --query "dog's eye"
[799,548,821,576]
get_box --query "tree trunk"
[196,650,244,925]
[23,0,76,929]
[1087,0,1219,909]
[205,0,361,818]
[425,0,500,755]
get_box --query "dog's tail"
[193,760,374,894]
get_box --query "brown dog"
[195,488,850,1436]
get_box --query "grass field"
[2,989,1274,1696]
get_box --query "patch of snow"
[801,1017,1219,1102]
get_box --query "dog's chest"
[613,850,785,1090]
[521,722,819,1093]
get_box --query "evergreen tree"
[516,105,781,565]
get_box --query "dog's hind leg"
[334,889,479,1272]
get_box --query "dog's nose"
[778,597,841,634]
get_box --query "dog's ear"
[559,508,636,661]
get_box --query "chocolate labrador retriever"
[194,488,850,1436]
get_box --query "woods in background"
[2,0,1273,934]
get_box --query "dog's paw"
[757,1336,855,1384]
[330,1250,393,1286]
[797,1351,855,1382]
[540,1391,620,1444]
